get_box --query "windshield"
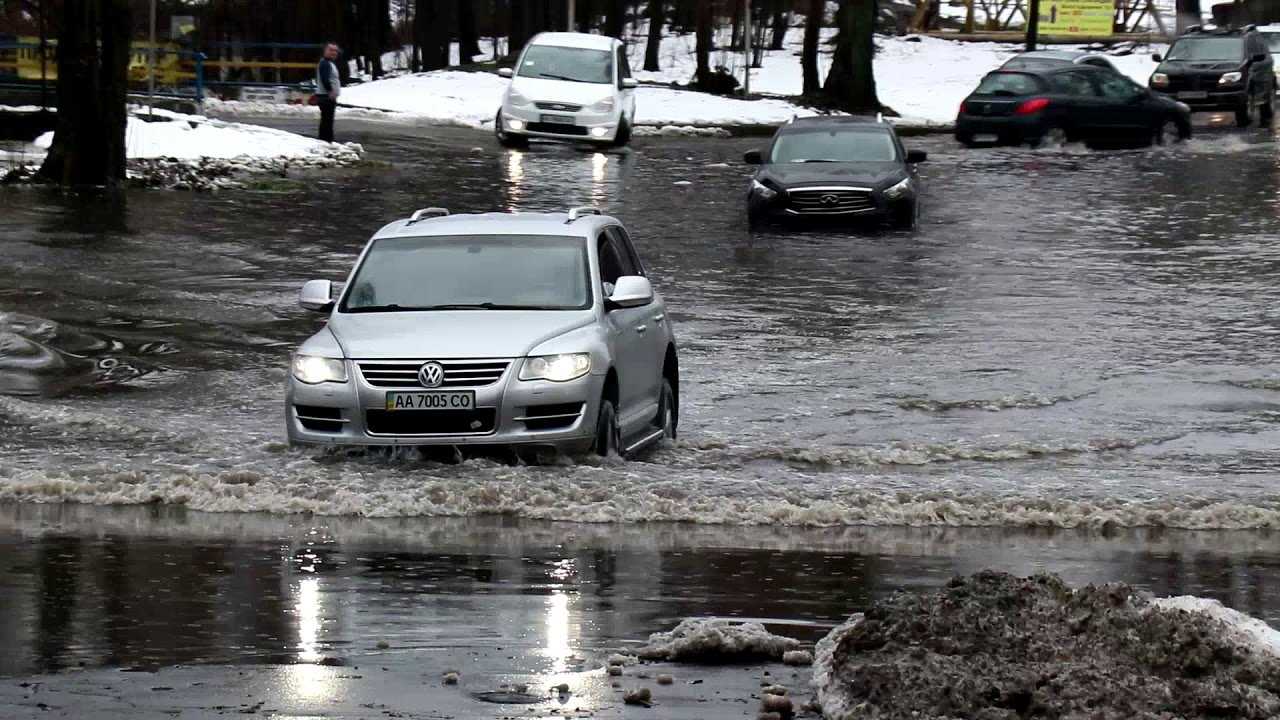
[974,72,1045,96]
[770,129,898,163]
[1166,37,1244,62]
[340,235,591,312]
[516,44,613,84]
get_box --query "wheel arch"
[662,344,679,425]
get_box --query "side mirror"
[906,149,928,163]
[621,77,638,89]
[498,67,514,78]
[743,149,763,164]
[1253,53,1268,63]
[299,279,334,312]
[606,276,653,309]
[1151,52,1162,62]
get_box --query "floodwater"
[3,119,1280,715]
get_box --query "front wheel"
[495,110,528,148]
[1236,100,1254,128]
[593,396,622,457]
[611,119,632,148]
[890,201,918,231]
[1261,91,1275,124]
[1154,119,1185,146]
[653,379,678,444]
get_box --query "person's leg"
[319,98,335,142]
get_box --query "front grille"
[357,359,510,389]
[526,122,589,136]
[517,402,585,431]
[535,101,583,112]
[786,188,876,215]
[295,405,344,433]
[365,408,497,436]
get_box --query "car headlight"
[507,88,530,106]
[1219,71,1243,85]
[591,96,616,112]
[751,178,778,200]
[1151,72,1169,87]
[292,355,348,384]
[519,353,592,382]
[884,177,912,199]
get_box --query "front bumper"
[1152,88,1249,112]
[500,104,620,143]
[285,359,603,451]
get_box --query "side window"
[607,226,645,277]
[617,48,632,89]
[1096,72,1140,100]
[597,232,627,289]
[1050,71,1097,96]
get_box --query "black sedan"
[956,65,1192,148]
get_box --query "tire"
[611,119,632,148]
[1236,100,1253,128]
[653,378,678,443]
[1033,125,1069,149]
[747,206,767,231]
[1261,90,1275,125]
[494,110,528,148]
[593,395,622,458]
[1154,119,1183,146]
[891,201,918,230]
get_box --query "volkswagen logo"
[418,362,445,388]
[820,194,840,206]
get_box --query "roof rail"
[1244,23,1258,32]
[567,206,601,222]
[407,207,449,225]
[1185,24,1202,33]
[876,112,884,123]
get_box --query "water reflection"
[543,591,574,673]
[501,146,624,211]
[295,577,323,664]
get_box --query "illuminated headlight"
[506,117,526,131]
[751,178,778,200]
[589,126,610,138]
[1151,72,1169,87]
[884,177,912,199]
[292,355,347,384]
[1219,71,1242,85]
[519,353,592,382]
[591,96,616,112]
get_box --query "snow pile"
[32,108,362,164]
[637,618,802,662]
[813,572,1280,720]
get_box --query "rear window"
[974,72,1045,96]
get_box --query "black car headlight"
[884,177,912,200]
[751,179,779,201]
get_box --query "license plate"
[385,391,475,411]
[1178,91,1208,100]
[973,134,1000,143]
[540,113,575,125]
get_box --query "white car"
[495,32,638,148]
[1260,24,1280,89]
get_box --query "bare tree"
[694,0,712,86]
[769,0,789,50]
[458,0,481,62]
[800,0,822,95]
[38,0,131,186]
[644,0,664,71]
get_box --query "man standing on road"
[316,42,341,142]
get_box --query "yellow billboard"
[1040,0,1115,36]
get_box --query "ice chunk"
[638,618,801,662]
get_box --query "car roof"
[779,115,896,133]
[371,211,615,241]
[528,32,618,51]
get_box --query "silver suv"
[286,207,678,458]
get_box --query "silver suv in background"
[286,207,678,459]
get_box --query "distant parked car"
[1150,24,1275,126]
[287,207,678,459]
[1000,49,1117,72]
[743,116,926,230]
[494,32,638,148]
[956,65,1192,148]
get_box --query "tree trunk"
[604,0,626,38]
[694,0,712,85]
[731,0,744,50]
[1175,0,1201,33]
[822,0,878,113]
[38,0,131,187]
[801,0,822,95]
[770,1,789,51]
[644,0,663,71]
[458,0,482,62]
[509,0,530,58]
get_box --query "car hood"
[1158,60,1244,73]
[759,162,905,190]
[510,76,615,106]
[327,310,597,359]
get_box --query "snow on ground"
[1155,596,1280,660]
[30,107,361,163]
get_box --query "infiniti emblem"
[820,194,840,205]
[418,362,445,388]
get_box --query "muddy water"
[1,122,1280,528]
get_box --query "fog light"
[589,126,609,138]
[507,118,525,131]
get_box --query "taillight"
[1015,97,1050,115]
[959,101,968,114]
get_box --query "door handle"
[653,314,665,323]
[635,324,647,334]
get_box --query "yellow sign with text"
[1040,0,1115,36]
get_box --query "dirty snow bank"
[637,618,802,662]
[813,571,1280,720]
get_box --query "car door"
[1092,70,1151,139]
[608,225,666,413]
[597,229,651,428]
[616,46,636,124]
[1047,69,1105,135]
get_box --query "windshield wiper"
[534,73,595,83]
[793,159,838,163]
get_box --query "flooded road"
[3,121,1280,527]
